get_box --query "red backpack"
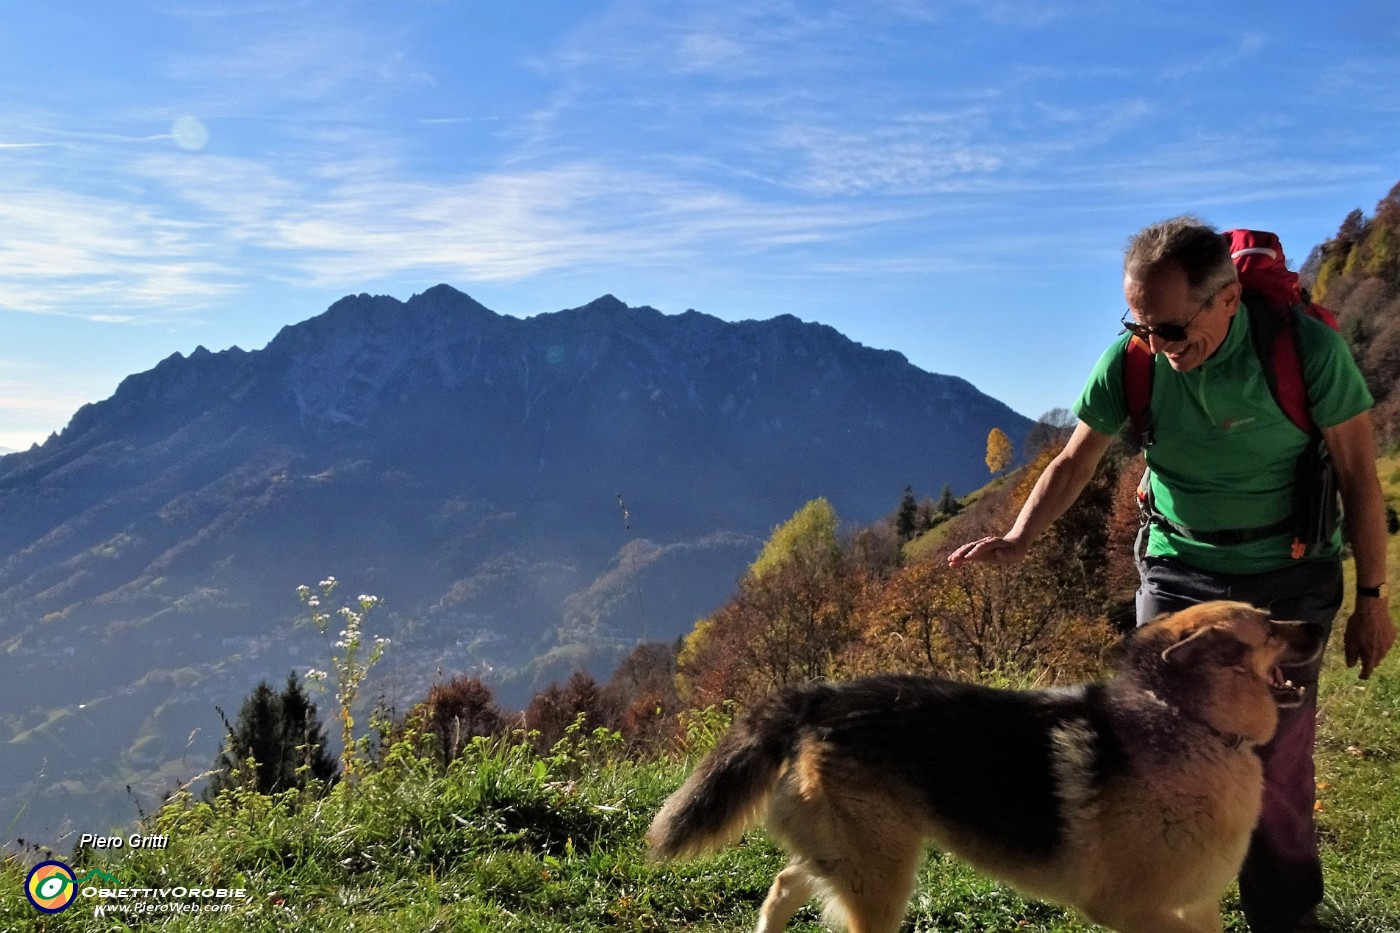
[1123,229,1339,449]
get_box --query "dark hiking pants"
[1136,555,1342,933]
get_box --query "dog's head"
[1154,601,1325,707]
[1126,601,1327,744]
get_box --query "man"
[948,216,1394,933]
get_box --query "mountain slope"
[0,286,1030,846]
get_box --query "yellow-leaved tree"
[985,427,1013,477]
[677,498,857,706]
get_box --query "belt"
[1136,483,1295,546]
[1144,510,1296,546]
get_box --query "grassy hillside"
[4,648,1397,931]
[3,459,1397,932]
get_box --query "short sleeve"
[1299,317,1374,429]
[1072,336,1131,437]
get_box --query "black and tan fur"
[647,601,1324,933]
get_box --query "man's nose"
[1148,333,1180,353]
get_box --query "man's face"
[1123,263,1239,372]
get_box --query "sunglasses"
[1120,287,1222,343]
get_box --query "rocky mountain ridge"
[0,286,1031,847]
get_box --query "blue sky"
[2,1,1397,453]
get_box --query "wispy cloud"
[0,378,95,450]
[2,0,1365,327]
[0,123,906,306]
[875,0,1074,26]
[768,113,1005,196]
[163,1,428,110]
[0,186,241,316]
[519,0,1163,204]
[235,160,910,285]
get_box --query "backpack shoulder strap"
[1242,291,1316,437]
[1226,228,1334,439]
[1122,334,1155,447]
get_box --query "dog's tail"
[647,685,822,860]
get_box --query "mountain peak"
[410,284,496,318]
[581,294,628,313]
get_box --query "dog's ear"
[1161,627,1247,669]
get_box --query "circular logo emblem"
[25,860,78,913]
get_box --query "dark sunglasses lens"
[1125,321,1188,342]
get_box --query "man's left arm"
[1321,409,1395,679]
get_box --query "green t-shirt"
[1074,302,1373,573]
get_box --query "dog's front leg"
[1174,900,1224,933]
[755,861,816,932]
[1084,902,1223,933]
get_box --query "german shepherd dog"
[648,601,1324,933]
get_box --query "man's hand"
[1344,599,1396,679]
[946,536,1028,568]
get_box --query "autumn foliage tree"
[1305,179,1400,442]
[678,498,863,707]
[524,670,612,753]
[848,436,1124,684]
[678,448,1130,707]
[1106,456,1149,625]
[603,640,683,749]
[1023,407,1076,458]
[985,427,1014,476]
[847,556,952,674]
[412,675,507,766]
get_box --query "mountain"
[0,286,1031,847]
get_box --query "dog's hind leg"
[755,861,816,933]
[823,843,922,933]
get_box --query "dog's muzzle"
[1268,619,1327,707]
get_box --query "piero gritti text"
[78,833,170,850]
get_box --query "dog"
[647,601,1325,933]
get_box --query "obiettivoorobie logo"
[25,861,78,913]
[21,859,249,918]
[24,862,126,914]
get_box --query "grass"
[4,636,1398,932]
[3,461,1397,932]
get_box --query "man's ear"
[1161,626,1246,668]
[1219,280,1243,317]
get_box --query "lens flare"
[172,115,210,151]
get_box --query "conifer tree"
[937,483,961,516]
[209,672,337,797]
[895,485,919,540]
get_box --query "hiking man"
[948,216,1394,933]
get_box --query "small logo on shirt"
[1221,416,1257,431]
